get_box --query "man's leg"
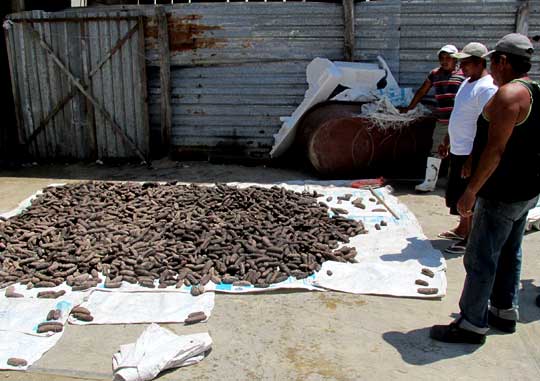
[430,197,514,344]
[457,198,515,331]
[416,122,445,192]
[489,196,539,332]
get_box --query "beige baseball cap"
[452,42,488,59]
[483,33,534,59]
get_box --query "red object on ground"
[350,177,385,189]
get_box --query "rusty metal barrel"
[296,101,436,177]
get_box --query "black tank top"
[472,79,540,202]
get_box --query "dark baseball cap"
[483,33,534,59]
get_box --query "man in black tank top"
[431,33,539,345]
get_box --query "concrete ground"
[1,159,539,381]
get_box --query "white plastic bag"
[112,324,212,381]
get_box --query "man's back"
[473,79,540,202]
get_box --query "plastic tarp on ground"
[68,290,215,326]
[0,291,84,370]
[0,180,446,371]
[219,182,446,297]
[1,181,446,298]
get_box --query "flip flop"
[437,230,465,240]
[444,240,468,254]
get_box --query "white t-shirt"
[448,75,498,155]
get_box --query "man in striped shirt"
[401,45,465,192]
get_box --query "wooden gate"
[4,10,149,161]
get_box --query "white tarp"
[112,324,212,381]
[220,183,446,297]
[0,291,83,370]
[1,181,446,298]
[68,289,215,325]
[0,331,63,371]
[0,294,81,335]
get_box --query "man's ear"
[499,54,508,66]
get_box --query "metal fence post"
[515,0,529,35]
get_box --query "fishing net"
[361,97,431,130]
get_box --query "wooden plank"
[99,12,114,158]
[89,18,106,159]
[516,0,530,34]
[40,16,59,156]
[62,20,78,158]
[81,20,97,159]
[25,23,147,162]
[23,12,77,152]
[342,0,355,61]
[23,17,41,157]
[137,16,150,159]
[111,13,126,158]
[120,17,137,159]
[129,19,142,152]
[10,16,141,23]
[48,19,66,157]
[55,20,73,157]
[69,19,87,158]
[156,5,172,152]
[4,22,24,145]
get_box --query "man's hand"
[457,189,476,217]
[438,134,450,159]
[438,143,449,158]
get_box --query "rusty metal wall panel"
[144,3,343,158]
[144,3,344,67]
[399,1,519,88]
[5,8,149,160]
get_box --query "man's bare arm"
[457,84,526,215]
[400,79,432,112]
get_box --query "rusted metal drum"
[296,101,435,177]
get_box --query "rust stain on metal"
[146,14,226,51]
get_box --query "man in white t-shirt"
[437,42,498,254]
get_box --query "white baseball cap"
[452,42,489,59]
[438,44,458,56]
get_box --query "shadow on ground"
[382,327,481,365]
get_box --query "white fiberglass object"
[270,56,399,158]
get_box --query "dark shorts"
[445,153,470,215]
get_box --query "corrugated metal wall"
[529,1,540,79]
[355,0,401,81]
[399,1,521,87]
[144,3,344,158]
[5,1,539,161]
[5,9,149,160]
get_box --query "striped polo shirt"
[427,68,465,124]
